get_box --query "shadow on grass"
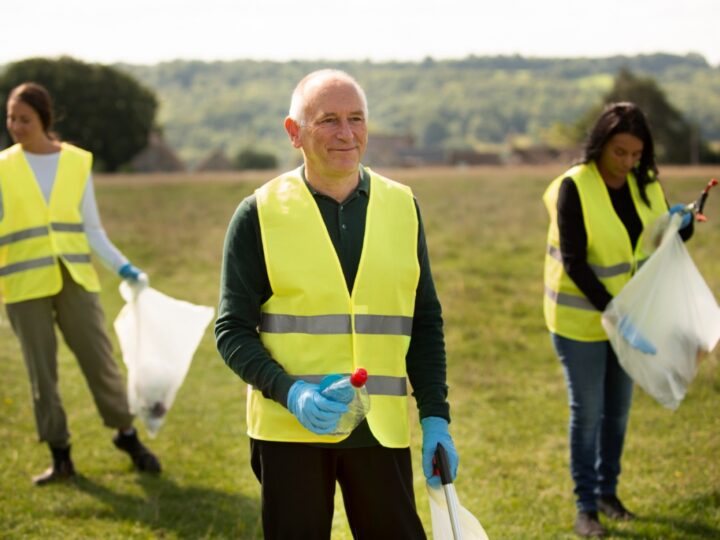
[66,473,261,539]
[608,490,720,539]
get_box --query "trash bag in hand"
[602,214,720,409]
[114,281,214,436]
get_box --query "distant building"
[195,148,234,172]
[364,133,457,167]
[395,148,447,167]
[130,132,185,172]
[507,145,581,165]
[447,150,502,166]
[364,133,416,167]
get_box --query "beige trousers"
[6,263,133,447]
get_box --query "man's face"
[287,77,368,181]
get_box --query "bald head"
[288,69,368,125]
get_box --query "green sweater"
[215,166,450,447]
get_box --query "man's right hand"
[287,380,349,434]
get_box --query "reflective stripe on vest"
[546,244,632,278]
[0,143,100,303]
[0,225,48,246]
[250,167,419,446]
[0,256,55,277]
[287,373,408,396]
[543,162,667,341]
[260,313,413,336]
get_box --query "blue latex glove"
[421,417,459,488]
[618,315,657,355]
[118,262,146,282]
[287,380,349,434]
[118,262,149,295]
[318,374,355,404]
[668,204,692,229]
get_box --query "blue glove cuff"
[286,380,305,414]
[668,204,692,229]
[421,416,449,431]
[118,262,142,281]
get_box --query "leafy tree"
[115,54,720,167]
[0,57,157,171]
[576,68,714,163]
[234,147,278,170]
[422,120,449,148]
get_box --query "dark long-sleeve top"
[557,176,694,311]
[215,166,450,446]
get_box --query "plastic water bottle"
[319,368,371,436]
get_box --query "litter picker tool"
[646,178,718,251]
[685,177,718,222]
[435,443,463,540]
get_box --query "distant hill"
[24,54,720,168]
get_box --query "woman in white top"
[1,82,161,484]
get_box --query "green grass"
[1,166,719,539]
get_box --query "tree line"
[1,54,719,170]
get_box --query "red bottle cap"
[350,368,368,388]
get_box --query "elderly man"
[215,69,458,539]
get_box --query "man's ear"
[284,117,302,148]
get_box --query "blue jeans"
[551,333,634,512]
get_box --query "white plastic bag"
[427,485,489,540]
[114,282,215,436]
[602,214,720,409]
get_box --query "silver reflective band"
[0,256,55,276]
[590,261,631,278]
[51,222,85,232]
[261,313,350,334]
[545,286,597,312]
[355,314,413,336]
[365,375,408,395]
[547,245,630,277]
[0,223,85,247]
[261,313,413,336]
[63,253,92,263]
[294,374,407,396]
[0,226,49,246]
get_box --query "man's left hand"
[421,416,459,488]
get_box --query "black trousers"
[250,439,427,539]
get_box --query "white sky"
[2,0,718,66]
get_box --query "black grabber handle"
[434,443,453,485]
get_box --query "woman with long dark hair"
[1,82,161,484]
[542,102,693,537]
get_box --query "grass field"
[1,165,719,539]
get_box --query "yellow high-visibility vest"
[249,167,419,447]
[0,143,100,303]
[543,162,667,341]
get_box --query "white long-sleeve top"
[0,150,129,273]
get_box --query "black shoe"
[33,445,76,486]
[574,511,607,537]
[597,494,636,520]
[113,430,161,473]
